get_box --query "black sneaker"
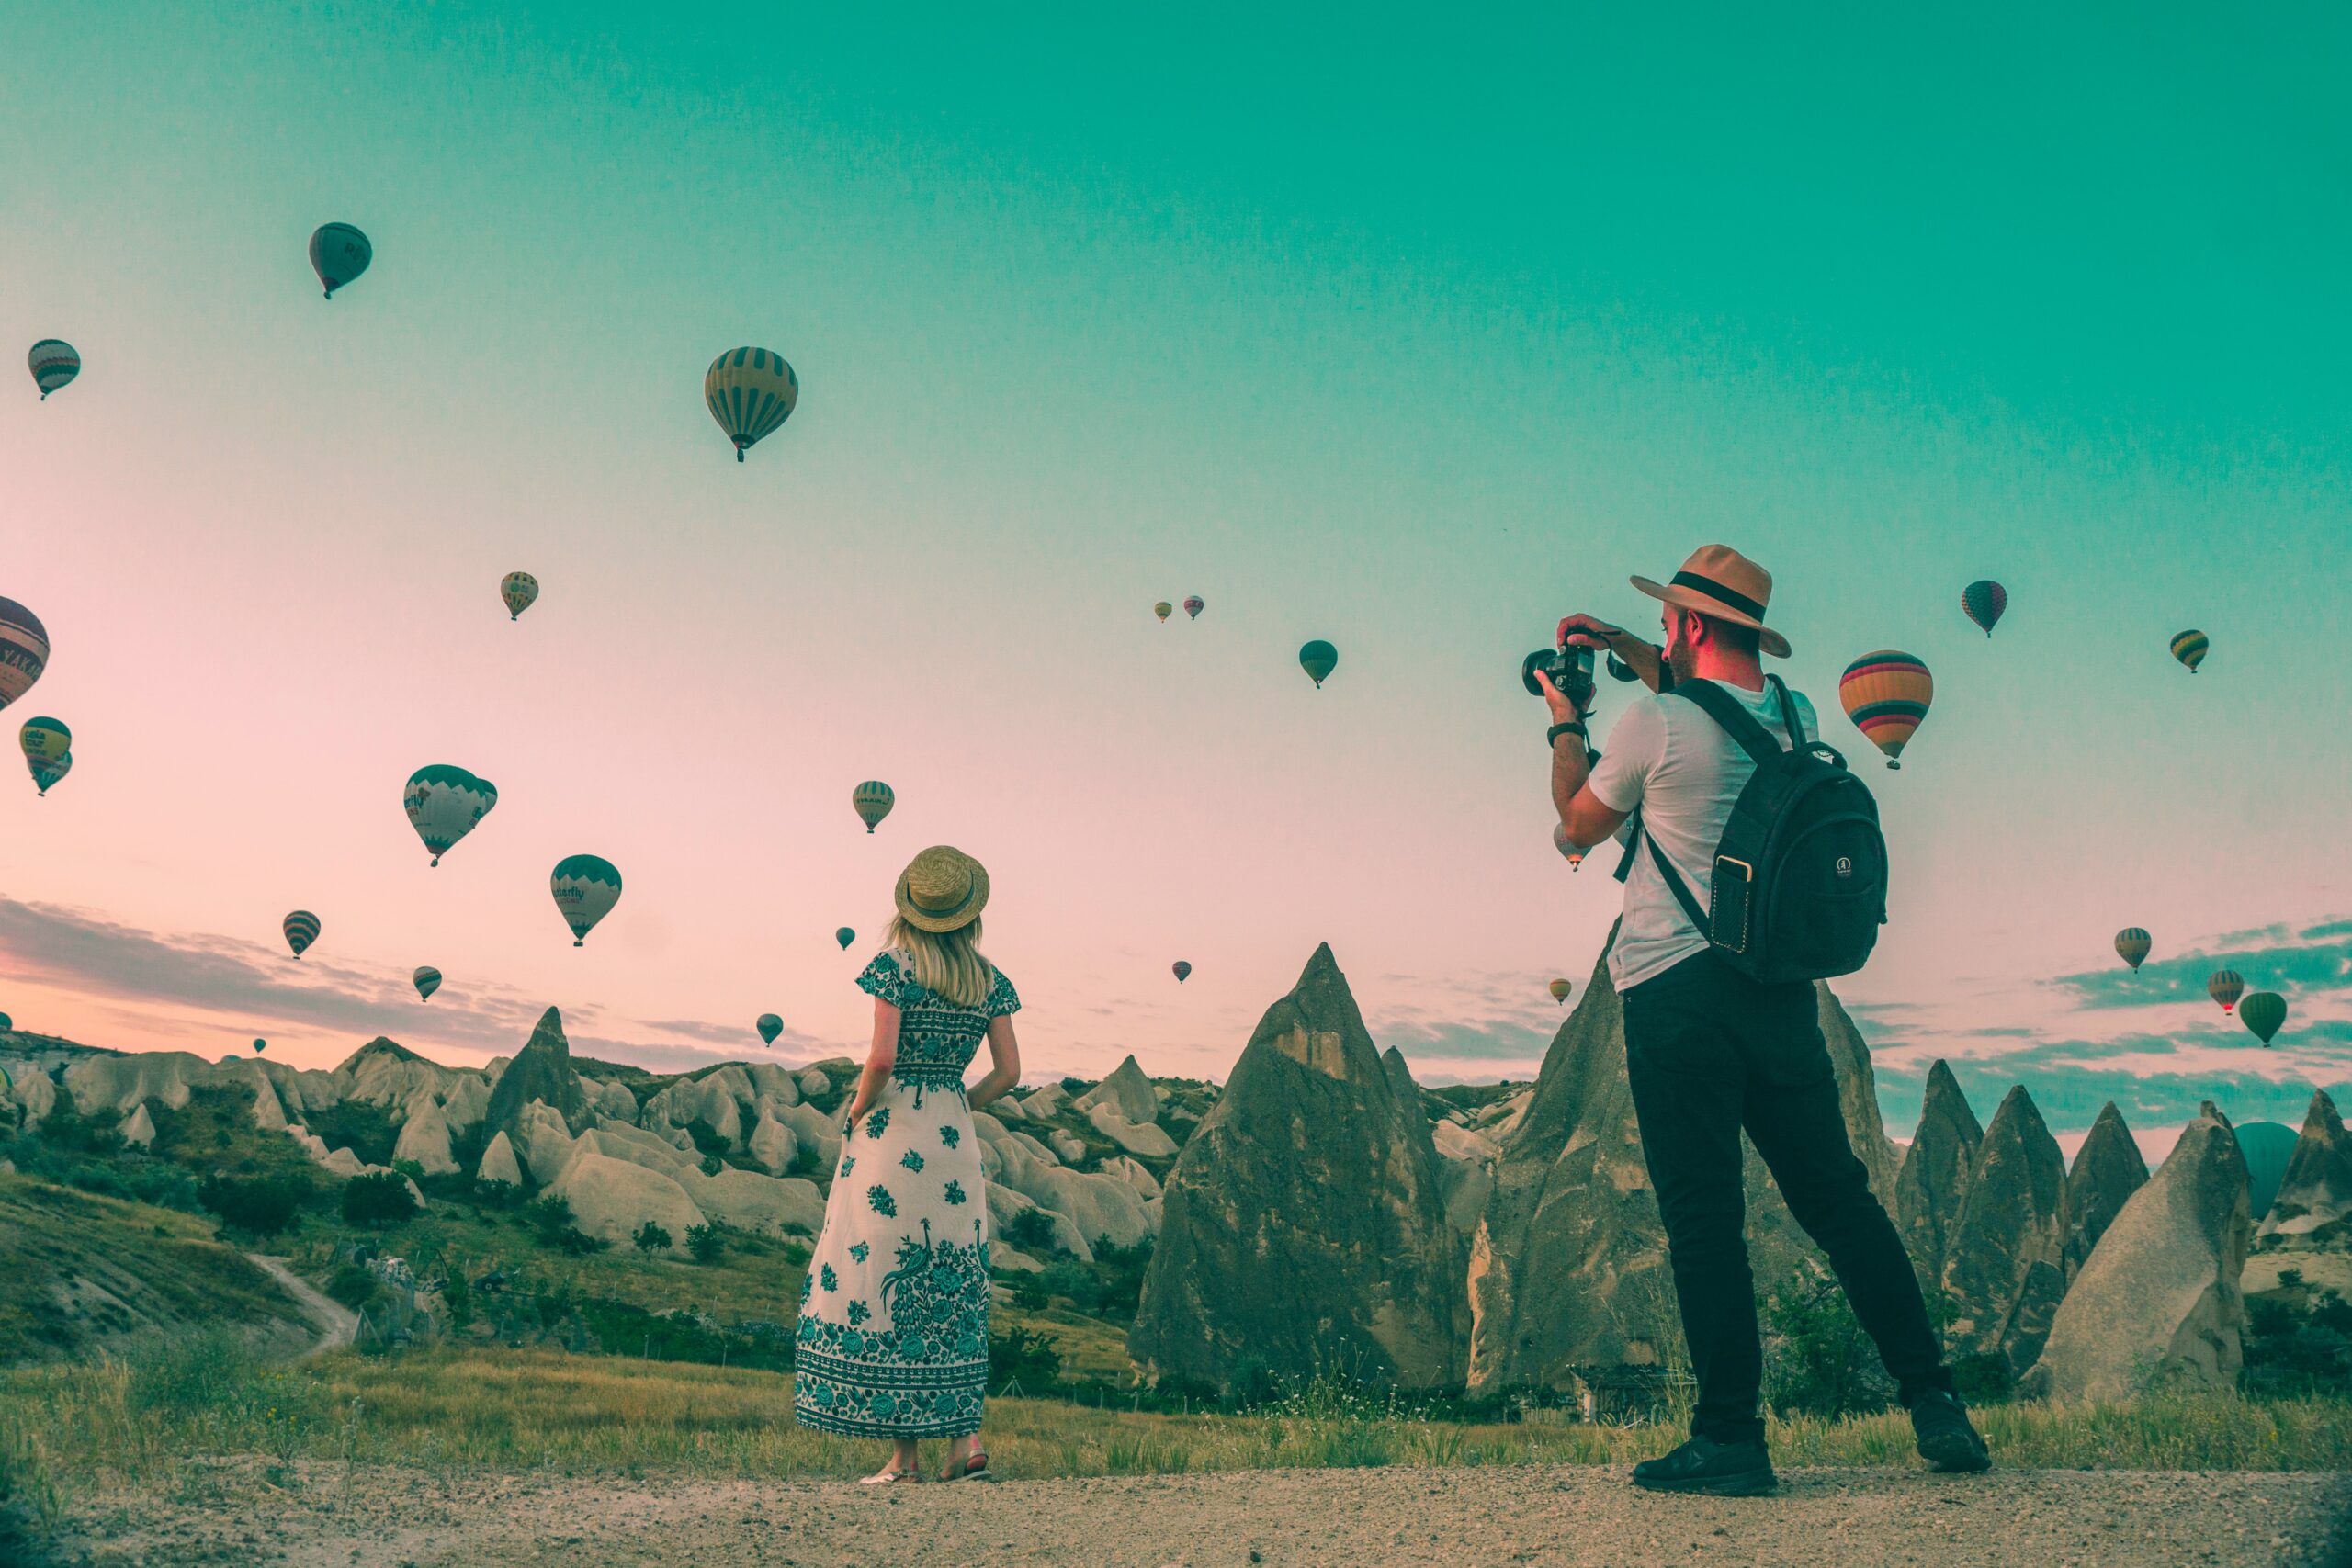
[1909,1390,1991,1472]
[1631,1435,1777,1496]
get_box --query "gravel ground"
[39,1461,2352,1568]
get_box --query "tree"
[341,1170,420,1226]
[686,1222,726,1265]
[198,1172,308,1237]
[633,1220,673,1256]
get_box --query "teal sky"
[3,3,2347,1138]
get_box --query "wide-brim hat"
[895,845,990,932]
[1630,544,1792,659]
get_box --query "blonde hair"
[885,916,995,1009]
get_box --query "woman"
[793,844,1022,1483]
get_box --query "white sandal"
[859,1465,922,1485]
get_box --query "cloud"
[640,1016,832,1055]
[2046,928,2352,1011]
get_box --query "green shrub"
[633,1221,673,1255]
[341,1171,420,1226]
[302,1100,401,1168]
[1762,1275,1895,1419]
[439,1269,473,1330]
[989,1325,1062,1389]
[1001,1208,1057,1255]
[324,1264,380,1313]
[2243,1289,2352,1398]
[33,1086,121,1156]
[390,1158,426,1183]
[527,1194,606,1255]
[471,1177,521,1209]
[196,1172,309,1237]
[685,1223,725,1265]
[682,1119,730,1160]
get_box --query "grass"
[2,1338,2346,1524]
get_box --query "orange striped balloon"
[1838,651,1933,770]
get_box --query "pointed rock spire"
[2062,1102,2147,1280]
[483,1006,588,1140]
[1939,1084,2067,1374]
[1130,944,1464,1389]
[2025,1102,2251,1400]
[2256,1089,2352,1253]
[1894,1059,1984,1291]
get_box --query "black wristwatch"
[1546,719,1589,750]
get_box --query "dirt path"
[48,1461,2352,1567]
[245,1256,356,1358]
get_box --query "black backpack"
[1612,675,1887,983]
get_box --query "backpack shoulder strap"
[1611,805,1713,941]
[1768,674,1806,746]
[1668,679,1784,767]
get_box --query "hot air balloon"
[2240,991,2286,1046]
[1172,961,1192,983]
[704,347,798,461]
[1154,601,1173,624]
[28,340,78,400]
[852,780,895,833]
[0,598,49,714]
[309,223,371,299]
[501,572,539,621]
[413,965,442,1002]
[252,1039,267,1054]
[21,717,70,794]
[1838,650,1933,769]
[835,926,856,951]
[1299,640,1339,688]
[1962,580,2007,637]
[283,910,321,959]
[2114,927,2151,971]
[28,751,71,797]
[1553,822,1585,872]
[1182,595,1204,621]
[757,1013,784,1046]
[2170,630,2209,673]
[0,1016,12,1035]
[2206,970,2245,1015]
[1549,978,1572,1005]
[550,854,622,946]
[403,765,499,866]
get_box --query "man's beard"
[1667,639,1700,686]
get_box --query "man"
[1539,544,1988,1495]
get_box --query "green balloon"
[0,1012,12,1032]
[1299,639,1339,688]
[2239,991,2287,1046]
[756,1013,784,1046]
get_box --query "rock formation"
[482,1008,589,1139]
[2256,1089,2352,1254]
[476,1129,524,1186]
[1465,942,1901,1395]
[2061,1101,2146,1281]
[121,1102,156,1148]
[747,1110,797,1173]
[1939,1084,2067,1374]
[547,1150,703,1254]
[390,1097,459,1176]
[1076,1055,1159,1125]
[1084,1101,1179,1157]
[1131,944,1465,1389]
[1894,1059,1983,1290]
[1379,1048,1424,1123]
[2023,1102,2251,1400]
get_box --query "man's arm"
[1534,665,1630,851]
[1557,614,1666,695]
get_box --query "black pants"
[1622,950,1951,1443]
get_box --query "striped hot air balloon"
[2114,927,2152,971]
[704,347,798,461]
[1549,978,1573,1005]
[0,598,50,714]
[1838,650,1933,769]
[1172,961,1192,983]
[835,926,856,951]
[27,750,70,796]
[1182,595,1205,621]
[550,854,623,946]
[1299,640,1339,688]
[2170,630,2209,673]
[413,965,443,1001]
[309,223,372,299]
[403,765,499,866]
[1154,601,1172,623]
[28,340,79,400]
[2207,970,2245,1014]
[501,571,539,621]
[756,1013,784,1046]
[2240,990,2286,1046]
[1962,580,2007,637]
[852,780,895,833]
[1553,822,1585,872]
[283,910,321,959]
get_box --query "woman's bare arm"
[843,998,900,1130]
[967,1014,1022,1111]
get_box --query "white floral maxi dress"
[793,949,1018,1438]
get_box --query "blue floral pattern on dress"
[943,1179,967,1206]
[866,1184,897,1218]
[865,1107,890,1140]
[901,1149,924,1173]
[940,1124,960,1150]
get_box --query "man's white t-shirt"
[1585,679,1821,992]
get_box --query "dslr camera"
[1521,644,1596,710]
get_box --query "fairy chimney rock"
[1894,1059,1983,1289]
[2256,1089,2352,1254]
[2062,1101,2149,1280]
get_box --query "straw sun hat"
[894,845,990,932]
[1629,544,1792,659]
